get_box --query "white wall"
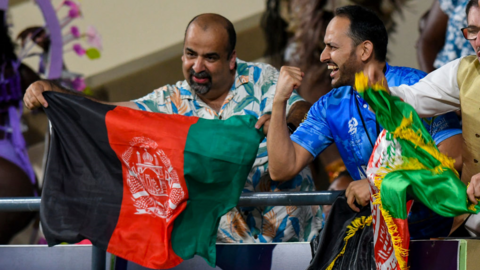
[387,0,432,69]
[9,0,264,82]
[8,0,433,85]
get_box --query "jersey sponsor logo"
[348,117,358,135]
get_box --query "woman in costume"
[0,9,40,244]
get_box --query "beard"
[189,69,212,95]
[331,51,361,88]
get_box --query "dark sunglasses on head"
[461,26,480,40]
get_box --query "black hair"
[260,0,289,68]
[466,0,479,19]
[0,11,17,62]
[185,14,236,59]
[335,5,388,62]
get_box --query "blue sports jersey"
[292,63,461,180]
[291,63,461,239]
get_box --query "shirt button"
[476,134,480,138]
[474,159,478,163]
[363,104,368,109]
[219,116,223,120]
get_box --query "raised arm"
[267,67,314,181]
[363,58,461,118]
[390,58,461,117]
[23,80,139,110]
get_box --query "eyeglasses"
[461,27,480,40]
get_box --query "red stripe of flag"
[105,107,198,268]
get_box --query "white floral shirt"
[134,59,323,243]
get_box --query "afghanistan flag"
[354,73,480,270]
[40,92,264,269]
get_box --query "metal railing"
[0,191,341,270]
[0,191,342,212]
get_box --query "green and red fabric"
[40,92,264,269]
[354,73,480,270]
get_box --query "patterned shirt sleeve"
[259,64,278,115]
[426,112,462,145]
[132,86,172,114]
[260,64,305,115]
[290,97,333,158]
[438,0,455,15]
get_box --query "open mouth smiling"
[327,64,339,78]
[327,65,339,71]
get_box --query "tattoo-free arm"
[24,79,139,110]
[267,67,315,181]
[391,58,461,117]
[268,99,314,181]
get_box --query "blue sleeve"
[290,97,333,158]
[424,112,462,145]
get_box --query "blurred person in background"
[417,0,474,73]
[0,9,40,244]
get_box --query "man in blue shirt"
[267,5,463,239]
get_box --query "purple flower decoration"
[63,26,81,45]
[73,43,86,56]
[86,26,102,50]
[71,77,86,91]
[63,1,81,18]
[70,26,80,38]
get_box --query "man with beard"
[23,13,322,243]
[267,5,463,239]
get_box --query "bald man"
[24,13,322,243]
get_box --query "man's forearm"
[267,100,301,181]
[43,79,138,108]
[44,79,93,98]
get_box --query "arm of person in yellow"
[363,58,461,119]
[467,173,480,204]
[23,80,139,110]
[267,66,315,181]
[390,58,461,117]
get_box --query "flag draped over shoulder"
[40,92,264,269]
[354,73,480,270]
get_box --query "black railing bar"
[0,191,342,212]
[0,197,41,211]
[237,191,342,206]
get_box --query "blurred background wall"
[8,0,431,102]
